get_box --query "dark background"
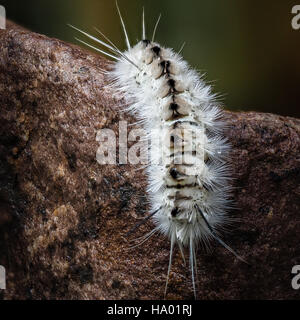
[2,0,300,118]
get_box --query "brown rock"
[0,21,299,300]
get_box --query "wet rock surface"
[0,22,299,299]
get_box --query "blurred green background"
[2,0,300,118]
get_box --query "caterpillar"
[69,2,246,299]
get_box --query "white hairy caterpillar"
[70,2,246,299]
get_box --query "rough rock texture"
[0,21,299,300]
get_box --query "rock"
[0,21,299,300]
